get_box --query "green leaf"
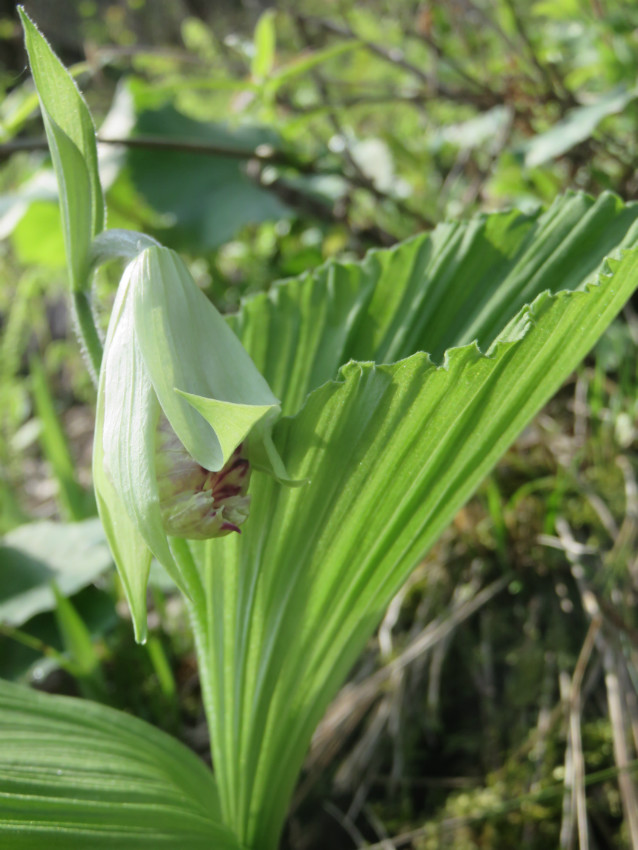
[51,584,108,701]
[0,170,57,242]
[90,228,161,268]
[229,191,638,415]
[0,80,40,142]
[429,105,511,152]
[0,519,112,628]
[0,61,91,143]
[252,9,277,81]
[191,191,638,848]
[128,106,290,251]
[0,680,240,849]
[91,457,153,646]
[11,201,66,270]
[19,8,104,290]
[521,86,638,167]
[267,39,362,91]
[94,244,282,638]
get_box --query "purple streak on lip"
[214,485,242,500]
[215,456,249,484]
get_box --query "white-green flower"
[93,244,282,641]
[155,415,251,539]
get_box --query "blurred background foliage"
[1,0,638,847]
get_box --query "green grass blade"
[251,9,276,81]
[51,583,106,701]
[30,357,94,521]
[267,40,362,90]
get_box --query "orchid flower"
[93,244,286,641]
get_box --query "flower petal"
[131,246,280,471]
[93,394,152,643]
[174,391,275,464]
[96,263,188,631]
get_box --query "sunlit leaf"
[252,9,277,81]
[191,191,638,848]
[0,680,241,849]
[228,191,638,414]
[131,246,279,471]
[267,39,362,90]
[11,201,66,269]
[521,87,638,167]
[19,8,104,289]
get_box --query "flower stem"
[169,537,204,601]
[72,290,103,385]
[169,539,216,768]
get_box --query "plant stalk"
[72,290,103,384]
[172,540,227,825]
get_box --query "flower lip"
[155,416,251,540]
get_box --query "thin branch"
[411,26,495,98]
[292,14,434,231]
[293,12,500,110]
[259,174,398,246]
[558,669,575,850]
[555,518,638,848]
[323,800,367,848]
[0,134,320,172]
[0,622,72,669]
[103,135,318,172]
[500,0,574,106]
[603,642,638,848]
[561,618,601,850]
[1,133,427,236]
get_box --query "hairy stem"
[72,290,103,385]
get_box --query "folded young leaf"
[19,7,104,290]
[0,680,240,849]
[193,192,638,848]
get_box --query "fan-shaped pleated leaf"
[228,191,638,414]
[191,191,638,849]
